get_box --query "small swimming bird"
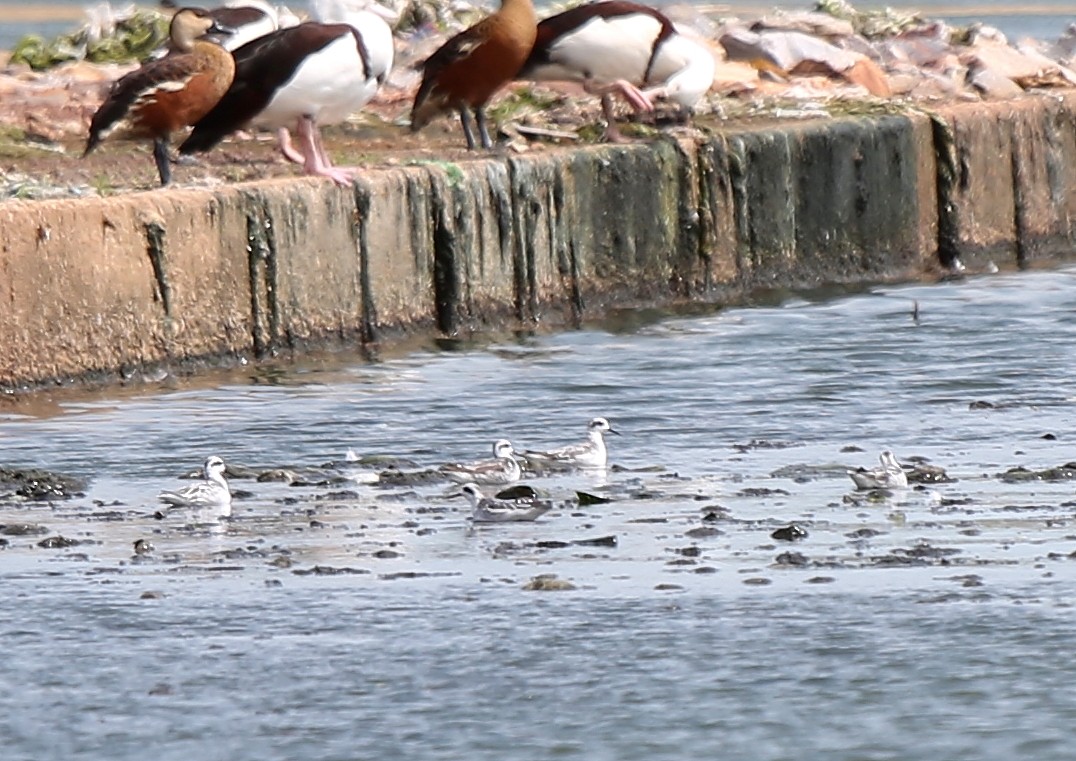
[522,417,619,469]
[84,7,236,186]
[159,455,233,508]
[440,439,522,485]
[848,450,909,490]
[519,1,715,142]
[459,482,552,523]
[410,0,537,149]
[180,0,395,185]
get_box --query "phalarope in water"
[458,483,553,523]
[159,455,232,508]
[522,417,619,469]
[848,450,908,490]
[440,439,522,485]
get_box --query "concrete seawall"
[2,92,1075,391]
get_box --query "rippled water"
[4,265,1076,760]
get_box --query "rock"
[906,463,954,484]
[845,57,892,96]
[576,491,611,506]
[752,11,856,39]
[0,523,48,536]
[775,551,809,566]
[37,535,80,548]
[968,66,1025,98]
[571,535,617,547]
[771,524,809,541]
[292,565,371,576]
[523,574,577,591]
[962,41,1076,91]
[0,467,87,500]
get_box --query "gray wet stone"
[0,523,48,536]
[523,574,577,591]
[0,467,87,501]
[37,535,82,548]
[771,524,809,541]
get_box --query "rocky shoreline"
[0,1,1074,197]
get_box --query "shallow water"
[4,264,1076,759]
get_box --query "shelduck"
[410,0,537,150]
[84,7,236,186]
[209,0,289,50]
[179,0,395,185]
[519,1,715,141]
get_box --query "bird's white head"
[588,417,620,436]
[492,439,515,458]
[203,455,228,480]
[458,483,484,507]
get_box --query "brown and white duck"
[84,7,236,186]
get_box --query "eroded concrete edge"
[1,98,1074,390]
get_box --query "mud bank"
[1,92,1075,390]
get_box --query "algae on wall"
[10,93,1076,391]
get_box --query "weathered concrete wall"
[1,95,1074,391]
[932,91,1076,269]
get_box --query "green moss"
[575,122,606,143]
[0,125,27,142]
[90,174,115,197]
[814,0,922,38]
[9,10,169,71]
[486,86,561,124]
[407,159,465,186]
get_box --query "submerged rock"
[0,467,87,501]
[0,523,49,536]
[292,565,371,576]
[37,535,82,548]
[906,463,955,484]
[999,463,1076,483]
[771,524,809,541]
[523,574,577,591]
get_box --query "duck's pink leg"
[277,127,305,164]
[295,116,354,186]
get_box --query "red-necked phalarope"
[458,483,553,523]
[848,450,908,490]
[440,439,522,485]
[522,417,619,469]
[159,456,233,508]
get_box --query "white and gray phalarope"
[458,483,553,523]
[522,417,619,469]
[440,439,522,485]
[158,455,233,509]
[848,450,909,490]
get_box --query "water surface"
[3,265,1076,759]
